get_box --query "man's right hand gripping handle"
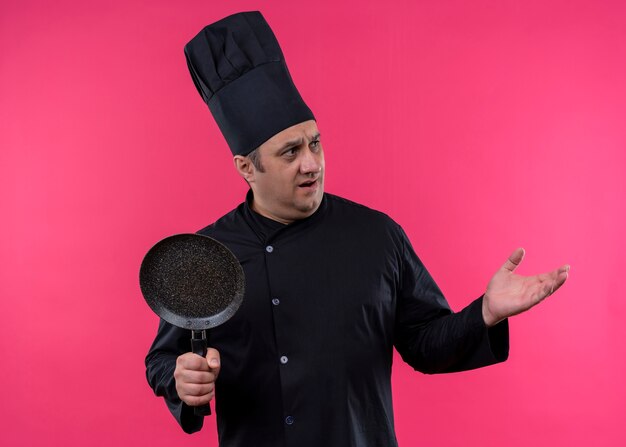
[174,348,220,415]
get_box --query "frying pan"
[139,233,245,416]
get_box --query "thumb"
[206,347,221,375]
[501,247,525,273]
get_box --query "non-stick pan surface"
[139,233,244,331]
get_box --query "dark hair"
[247,147,265,172]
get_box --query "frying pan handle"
[191,330,212,416]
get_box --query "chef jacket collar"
[243,189,328,243]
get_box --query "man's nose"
[300,148,322,174]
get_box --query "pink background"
[1,0,625,445]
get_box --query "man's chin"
[295,194,323,216]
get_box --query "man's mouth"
[298,178,319,188]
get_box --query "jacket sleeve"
[145,319,205,433]
[393,228,509,374]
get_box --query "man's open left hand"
[482,248,570,327]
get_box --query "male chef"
[146,11,569,447]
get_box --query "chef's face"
[234,120,324,224]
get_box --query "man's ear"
[233,155,255,183]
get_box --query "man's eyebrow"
[278,137,303,151]
[278,133,320,151]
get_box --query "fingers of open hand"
[537,266,569,301]
[545,266,570,297]
[502,248,525,273]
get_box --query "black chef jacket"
[145,192,509,447]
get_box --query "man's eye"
[310,140,320,149]
[283,148,297,156]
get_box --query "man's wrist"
[482,295,498,328]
